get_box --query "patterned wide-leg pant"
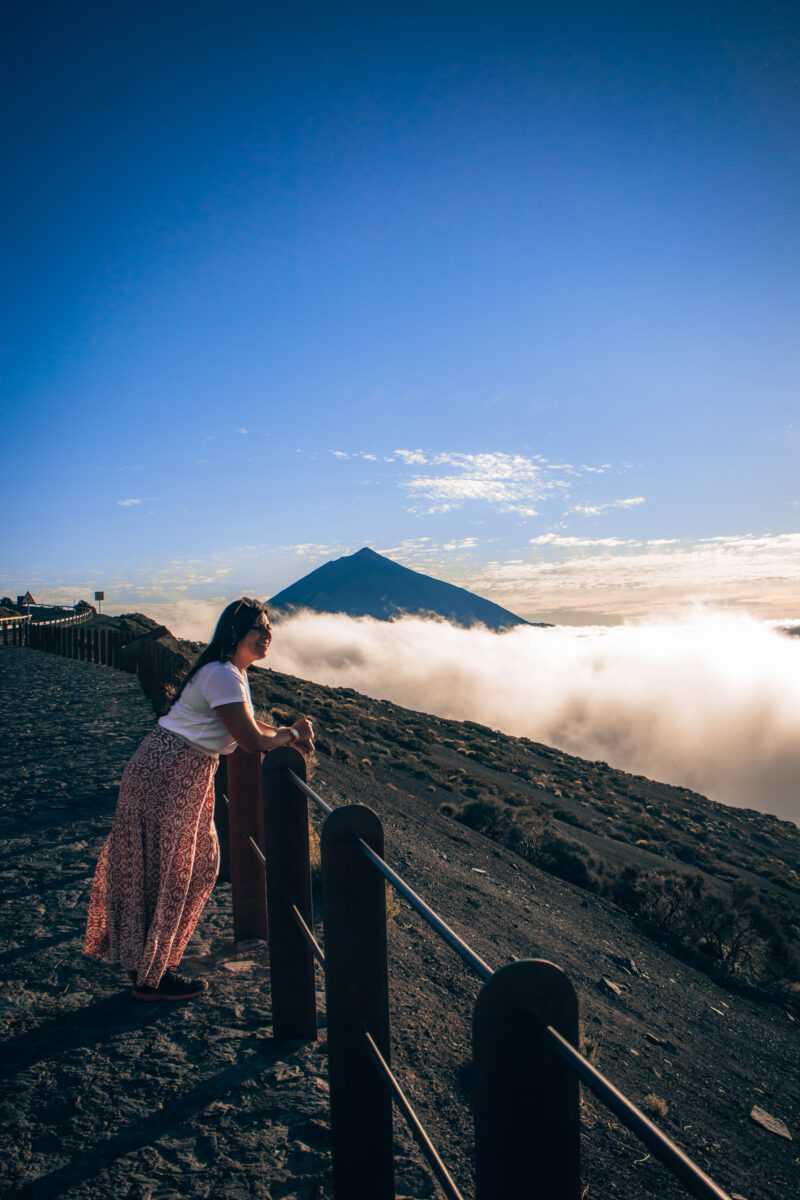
[83,725,220,987]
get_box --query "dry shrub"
[643,1093,669,1118]
[612,868,800,996]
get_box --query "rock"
[222,959,258,974]
[645,1032,678,1054]
[609,953,641,977]
[750,1106,793,1140]
[600,977,625,998]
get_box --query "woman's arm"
[215,703,313,754]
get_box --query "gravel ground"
[0,647,341,1200]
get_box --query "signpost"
[94,591,104,614]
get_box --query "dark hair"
[169,597,270,706]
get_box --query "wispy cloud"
[117,498,142,507]
[330,446,623,520]
[289,542,351,561]
[331,449,379,462]
[403,451,551,516]
[468,532,800,620]
[531,535,637,548]
[237,427,249,435]
[570,497,646,516]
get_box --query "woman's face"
[240,613,272,660]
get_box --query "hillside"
[268,546,545,630]
[3,623,796,1198]
[244,661,799,1197]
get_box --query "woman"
[83,598,313,1001]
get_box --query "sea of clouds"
[152,602,800,824]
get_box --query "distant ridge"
[268,546,549,630]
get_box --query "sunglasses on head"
[233,597,260,614]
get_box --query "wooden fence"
[220,748,734,1200]
[11,616,735,1200]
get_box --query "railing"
[13,614,736,1197]
[0,614,31,646]
[1,609,95,648]
[220,745,735,1200]
[5,610,177,691]
[24,611,128,665]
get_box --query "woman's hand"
[291,716,314,750]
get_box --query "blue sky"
[3,2,799,624]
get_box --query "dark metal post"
[322,804,394,1200]
[226,746,268,942]
[262,746,317,1041]
[474,959,580,1200]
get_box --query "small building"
[17,592,36,609]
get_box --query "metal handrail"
[29,611,93,627]
[292,904,326,967]
[356,837,493,983]
[546,1027,732,1200]
[288,769,334,814]
[249,835,266,866]
[283,768,733,1200]
[289,767,492,979]
[364,1030,466,1200]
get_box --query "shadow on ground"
[8,1043,283,1199]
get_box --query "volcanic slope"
[268,545,546,629]
[244,661,799,1200]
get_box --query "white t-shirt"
[159,661,254,755]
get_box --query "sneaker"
[132,970,208,1002]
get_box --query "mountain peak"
[269,546,549,629]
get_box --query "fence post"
[474,958,580,1200]
[214,758,231,884]
[226,747,268,942]
[322,804,394,1200]
[261,746,317,1041]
